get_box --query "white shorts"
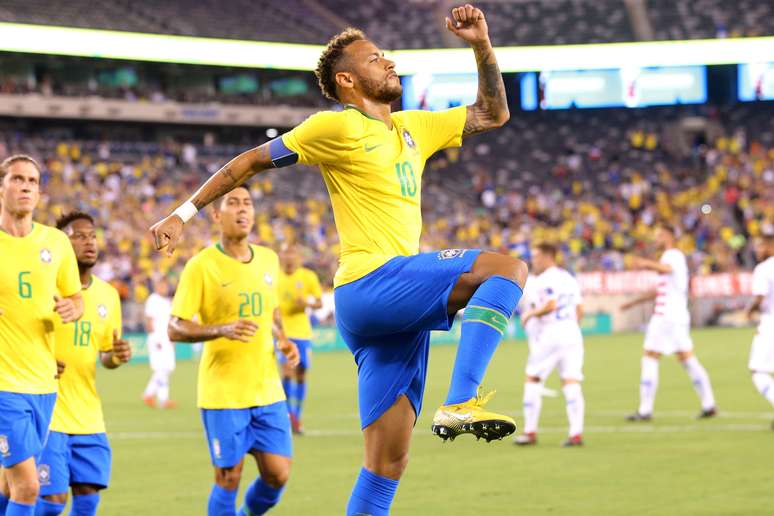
[148,337,176,372]
[643,317,693,355]
[525,328,584,381]
[749,330,774,373]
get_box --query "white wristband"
[173,201,198,223]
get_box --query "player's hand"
[219,319,259,342]
[445,4,489,46]
[54,295,80,324]
[111,330,133,364]
[150,213,185,256]
[55,360,66,379]
[278,337,300,368]
[626,255,647,269]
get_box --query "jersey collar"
[216,242,254,264]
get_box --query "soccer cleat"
[562,435,584,447]
[290,414,304,435]
[142,395,156,408]
[431,388,516,443]
[697,408,717,419]
[161,400,177,409]
[625,411,652,422]
[513,432,537,446]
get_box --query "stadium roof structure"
[2,22,773,74]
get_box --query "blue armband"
[268,137,299,168]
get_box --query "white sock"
[752,372,774,407]
[639,356,659,416]
[156,371,170,404]
[522,381,543,434]
[563,383,585,437]
[681,356,716,410]
[144,372,159,397]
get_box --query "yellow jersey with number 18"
[282,105,466,287]
[279,266,322,340]
[0,223,81,394]
[171,244,284,409]
[50,276,122,434]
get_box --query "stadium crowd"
[1,101,771,330]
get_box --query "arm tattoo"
[191,144,272,210]
[464,44,508,137]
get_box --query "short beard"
[359,75,402,104]
[77,258,97,271]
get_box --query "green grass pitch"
[92,327,772,515]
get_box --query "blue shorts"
[0,391,56,468]
[201,401,293,468]
[334,249,481,429]
[38,432,111,494]
[277,339,312,370]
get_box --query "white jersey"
[654,248,690,323]
[520,275,542,343]
[145,292,172,343]
[752,256,774,333]
[534,266,582,334]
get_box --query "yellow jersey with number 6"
[171,244,284,409]
[0,223,81,394]
[50,276,122,434]
[282,105,466,287]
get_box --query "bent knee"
[11,480,39,503]
[644,350,661,359]
[473,252,528,287]
[366,452,409,481]
[43,493,68,505]
[262,467,290,489]
[214,467,242,490]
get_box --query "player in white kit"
[621,226,716,421]
[142,276,176,409]
[514,243,585,447]
[745,234,774,429]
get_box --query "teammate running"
[36,212,131,516]
[621,226,717,421]
[746,234,774,429]
[142,277,176,409]
[151,6,527,514]
[0,155,83,516]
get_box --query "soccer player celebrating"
[151,5,527,514]
[621,225,717,421]
[746,234,774,429]
[35,212,131,516]
[514,244,585,447]
[142,276,176,409]
[278,243,323,434]
[167,185,299,516]
[0,155,83,516]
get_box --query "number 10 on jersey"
[395,161,417,197]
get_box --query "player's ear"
[335,71,355,94]
[209,204,221,223]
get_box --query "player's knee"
[214,467,242,490]
[644,350,661,359]
[71,484,99,496]
[677,351,693,361]
[261,467,290,489]
[526,376,541,383]
[43,493,68,504]
[10,477,39,503]
[471,253,528,287]
[383,452,410,480]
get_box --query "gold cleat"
[431,388,517,443]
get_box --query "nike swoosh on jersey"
[364,143,382,152]
[221,281,234,287]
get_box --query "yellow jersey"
[171,243,284,409]
[0,223,81,394]
[278,266,322,340]
[282,105,466,287]
[50,276,121,434]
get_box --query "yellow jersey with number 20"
[282,105,466,287]
[0,223,81,394]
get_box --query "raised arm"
[620,290,658,311]
[445,4,509,137]
[629,255,672,274]
[150,143,274,255]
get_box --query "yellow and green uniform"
[171,243,284,409]
[282,105,466,287]
[278,267,322,341]
[50,276,122,434]
[0,223,81,394]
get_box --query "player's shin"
[0,492,8,513]
[6,500,35,516]
[69,494,99,516]
[681,357,715,410]
[238,478,284,515]
[522,381,543,435]
[346,467,398,516]
[563,383,585,438]
[752,372,774,406]
[207,484,237,516]
[33,498,66,516]
[638,356,659,416]
[445,276,522,405]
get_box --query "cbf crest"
[97,304,108,319]
[264,273,273,286]
[438,249,466,260]
[40,248,52,264]
[402,128,416,149]
[0,434,9,457]
[38,464,51,486]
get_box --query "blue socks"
[33,498,65,516]
[207,485,237,516]
[0,493,9,513]
[445,275,523,405]
[293,382,306,420]
[346,468,398,516]
[70,494,99,516]
[281,377,292,400]
[238,478,283,515]
[7,501,34,516]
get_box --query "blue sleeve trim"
[268,137,299,168]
